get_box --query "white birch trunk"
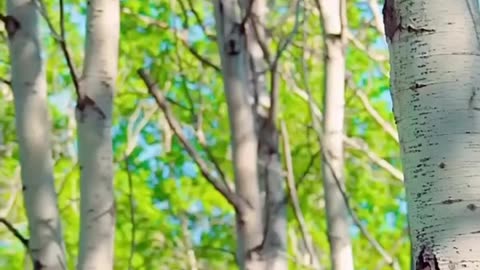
[318,1,354,269]
[213,1,264,269]
[244,0,287,269]
[76,0,119,269]
[385,0,480,268]
[6,1,67,269]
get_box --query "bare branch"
[281,121,321,270]
[124,154,136,270]
[354,89,399,143]
[58,0,79,92]
[0,77,11,86]
[240,0,256,29]
[283,67,403,182]
[35,0,79,96]
[368,0,385,34]
[268,0,302,121]
[123,8,221,72]
[345,30,388,62]
[343,136,404,182]
[182,0,214,40]
[0,218,28,248]
[320,148,401,270]
[137,68,244,211]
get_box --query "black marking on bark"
[76,95,106,120]
[467,203,477,211]
[227,39,240,55]
[441,198,463,204]
[469,87,480,110]
[403,24,435,35]
[415,246,440,270]
[470,230,480,234]
[383,0,435,42]
[382,0,399,42]
[438,162,446,169]
[218,0,223,15]
[33,260,44,270]
[22,185,26,191]
[410,82,427,91]
[245,244,263,261]
[226,23,243,55]
[0,14,21,38]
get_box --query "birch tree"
[384,0,480,268]
[245,0,287,269]
[317,0,354,269]
[76,0,119,268]
[213,1,264,268]
[2,1,67,269]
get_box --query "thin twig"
[284,67,403,182]
[354,89,398,143]
[137,69,244,211]
[240,0,256,29]
[343,136,403,182]
[0,77,11,86]
[35,0,79,94]
[123,7,221,72]
[368,0,385,35]
[124,154,136,270]
[0,218,28,248]
[183,0,213,40]
[281,121,321,270]
[268,0,302,122]
[320,147,400,270]
[58,0,79,92]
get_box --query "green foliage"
[0,0,408,269]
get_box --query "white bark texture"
[245,0,287,269]
[76,0,119,269]
[318,1,354,270]
[213,1,264,269]
[6,0,67,269]
[386,0,480,268]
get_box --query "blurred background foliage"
[0,0,408,269]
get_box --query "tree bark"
[5,1,67,269]
[213,1,264,269]
[385,0,480,268]
[76,0,119,269]
[317,0,354,269]
[245,0,287,269]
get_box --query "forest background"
[0,0,407,269]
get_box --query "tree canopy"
[0,0,408,269]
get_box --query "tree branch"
[124,154,136,270]
[124,8,221,73]
[281,121,321,269]
[137,68,244,211]
[320,148,401,270]
[354,89,398,143]
[267,0,302,122]
[35,0,79,95]
[0,77,11,86]
[343,136,403,182]
[0,218,28,248]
